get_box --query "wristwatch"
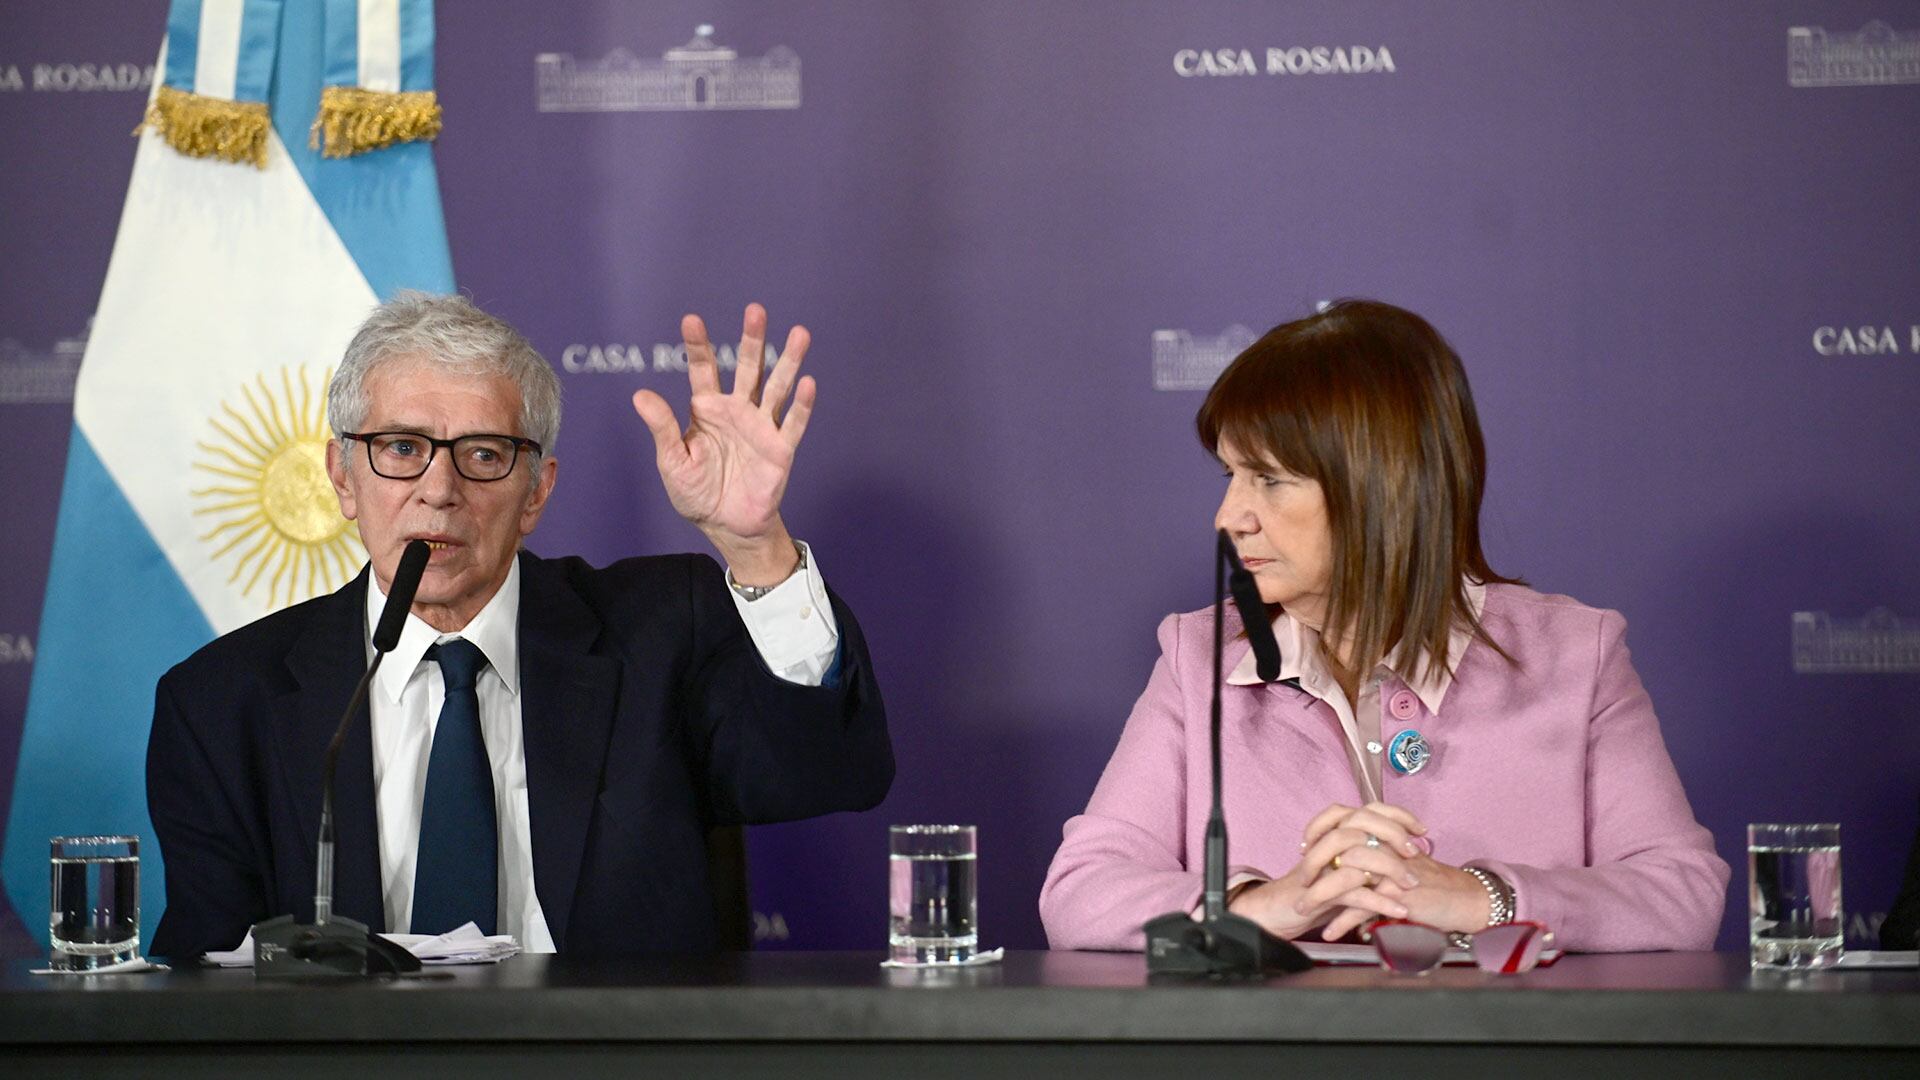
[727,541,806,602]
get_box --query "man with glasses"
[146,292,891,958]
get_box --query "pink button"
[1389,690,1418,720]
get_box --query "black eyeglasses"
[341,430,543,483]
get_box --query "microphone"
[1224,542,1281,683]
[317,539,429,922]
[371,539,430,652]
[1142,530,1311,978]
[254,540,431,978]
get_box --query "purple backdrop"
[2,1,1916,954]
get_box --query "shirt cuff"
[727,540,841,686]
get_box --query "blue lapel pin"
[1387,729,1431,776]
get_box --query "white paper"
[1833,950,1919,969]
[880,946,1005,969]
[203,922,520,968]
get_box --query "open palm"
[632,304,815,554]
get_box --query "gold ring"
[1330,854,1343,871]
[1362,871,1378,888]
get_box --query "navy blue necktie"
[411,639,498,936]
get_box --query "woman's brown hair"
[1196,299,1519,681]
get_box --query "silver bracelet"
[1463,866,1512,927]
[727,541,807,601]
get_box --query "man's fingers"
[631,389,685,462]
[681,313,722,396]
[779,375,816,448]
[733,303,768,402]
[761,324,811,418]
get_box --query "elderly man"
[146,293,891,957]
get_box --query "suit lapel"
[514,552,620,950]
[276,569,387,931]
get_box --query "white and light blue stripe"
[1,0,453,948]
[323,0,435,93]
[163,0,284,103]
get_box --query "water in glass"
[49,835,140,970]
[1748,823,1842,969]
[889,825,977,964]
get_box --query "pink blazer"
[1040,585,1730,952]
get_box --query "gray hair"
[328,291,562,452]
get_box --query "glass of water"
[49,835,140,970]
[1748,823,1842,969]
[889,824,977,964]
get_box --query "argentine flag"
[2,0,451,945]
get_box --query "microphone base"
[1144,910,1313,979]
[251,914,423,978]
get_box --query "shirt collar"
[1227,580,1487,712]
[366,557,522,704]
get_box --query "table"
[3,950,1916,1077]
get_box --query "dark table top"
[4,950,1918,1048]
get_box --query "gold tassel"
[137,84,272,168]
[309,86,443,159]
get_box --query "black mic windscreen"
[1219,529,1282,683]
[1228,568,1282,682]
[371,540,431,653]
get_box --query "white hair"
[328,291,562,451]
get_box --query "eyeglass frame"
[1366,919,1556,975]
[339,430,545,483]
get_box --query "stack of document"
[203,922,520,967]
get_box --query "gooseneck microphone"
[1226,544,1281,683]
[254,540,430,978]
[315,538,431,925]
[1143,530,1311,978]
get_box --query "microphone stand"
[255,543,431,978]
[1143,531,1312,978]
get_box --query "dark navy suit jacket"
[146,550,892,959]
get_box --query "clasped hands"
[1227,801,1494,942]
[632,304,815,588]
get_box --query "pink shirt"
[1039,584,1730,953]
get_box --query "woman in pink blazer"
[1040,301,1728,953]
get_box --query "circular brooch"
[1387,729,1431,776]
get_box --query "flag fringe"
[138,85,272,168]
[309,86,443,158]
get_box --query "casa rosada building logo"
[1789,22,1920,87]
[1173,44,1395,78]
[536,24,799,112]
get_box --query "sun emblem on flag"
[192,367,364,609]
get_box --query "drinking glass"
[49,835,140,970]
[1748,823,1842,969]
[888,825,977,964]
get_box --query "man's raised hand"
[631,303,815,584]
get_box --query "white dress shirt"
[362,544,840,951]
